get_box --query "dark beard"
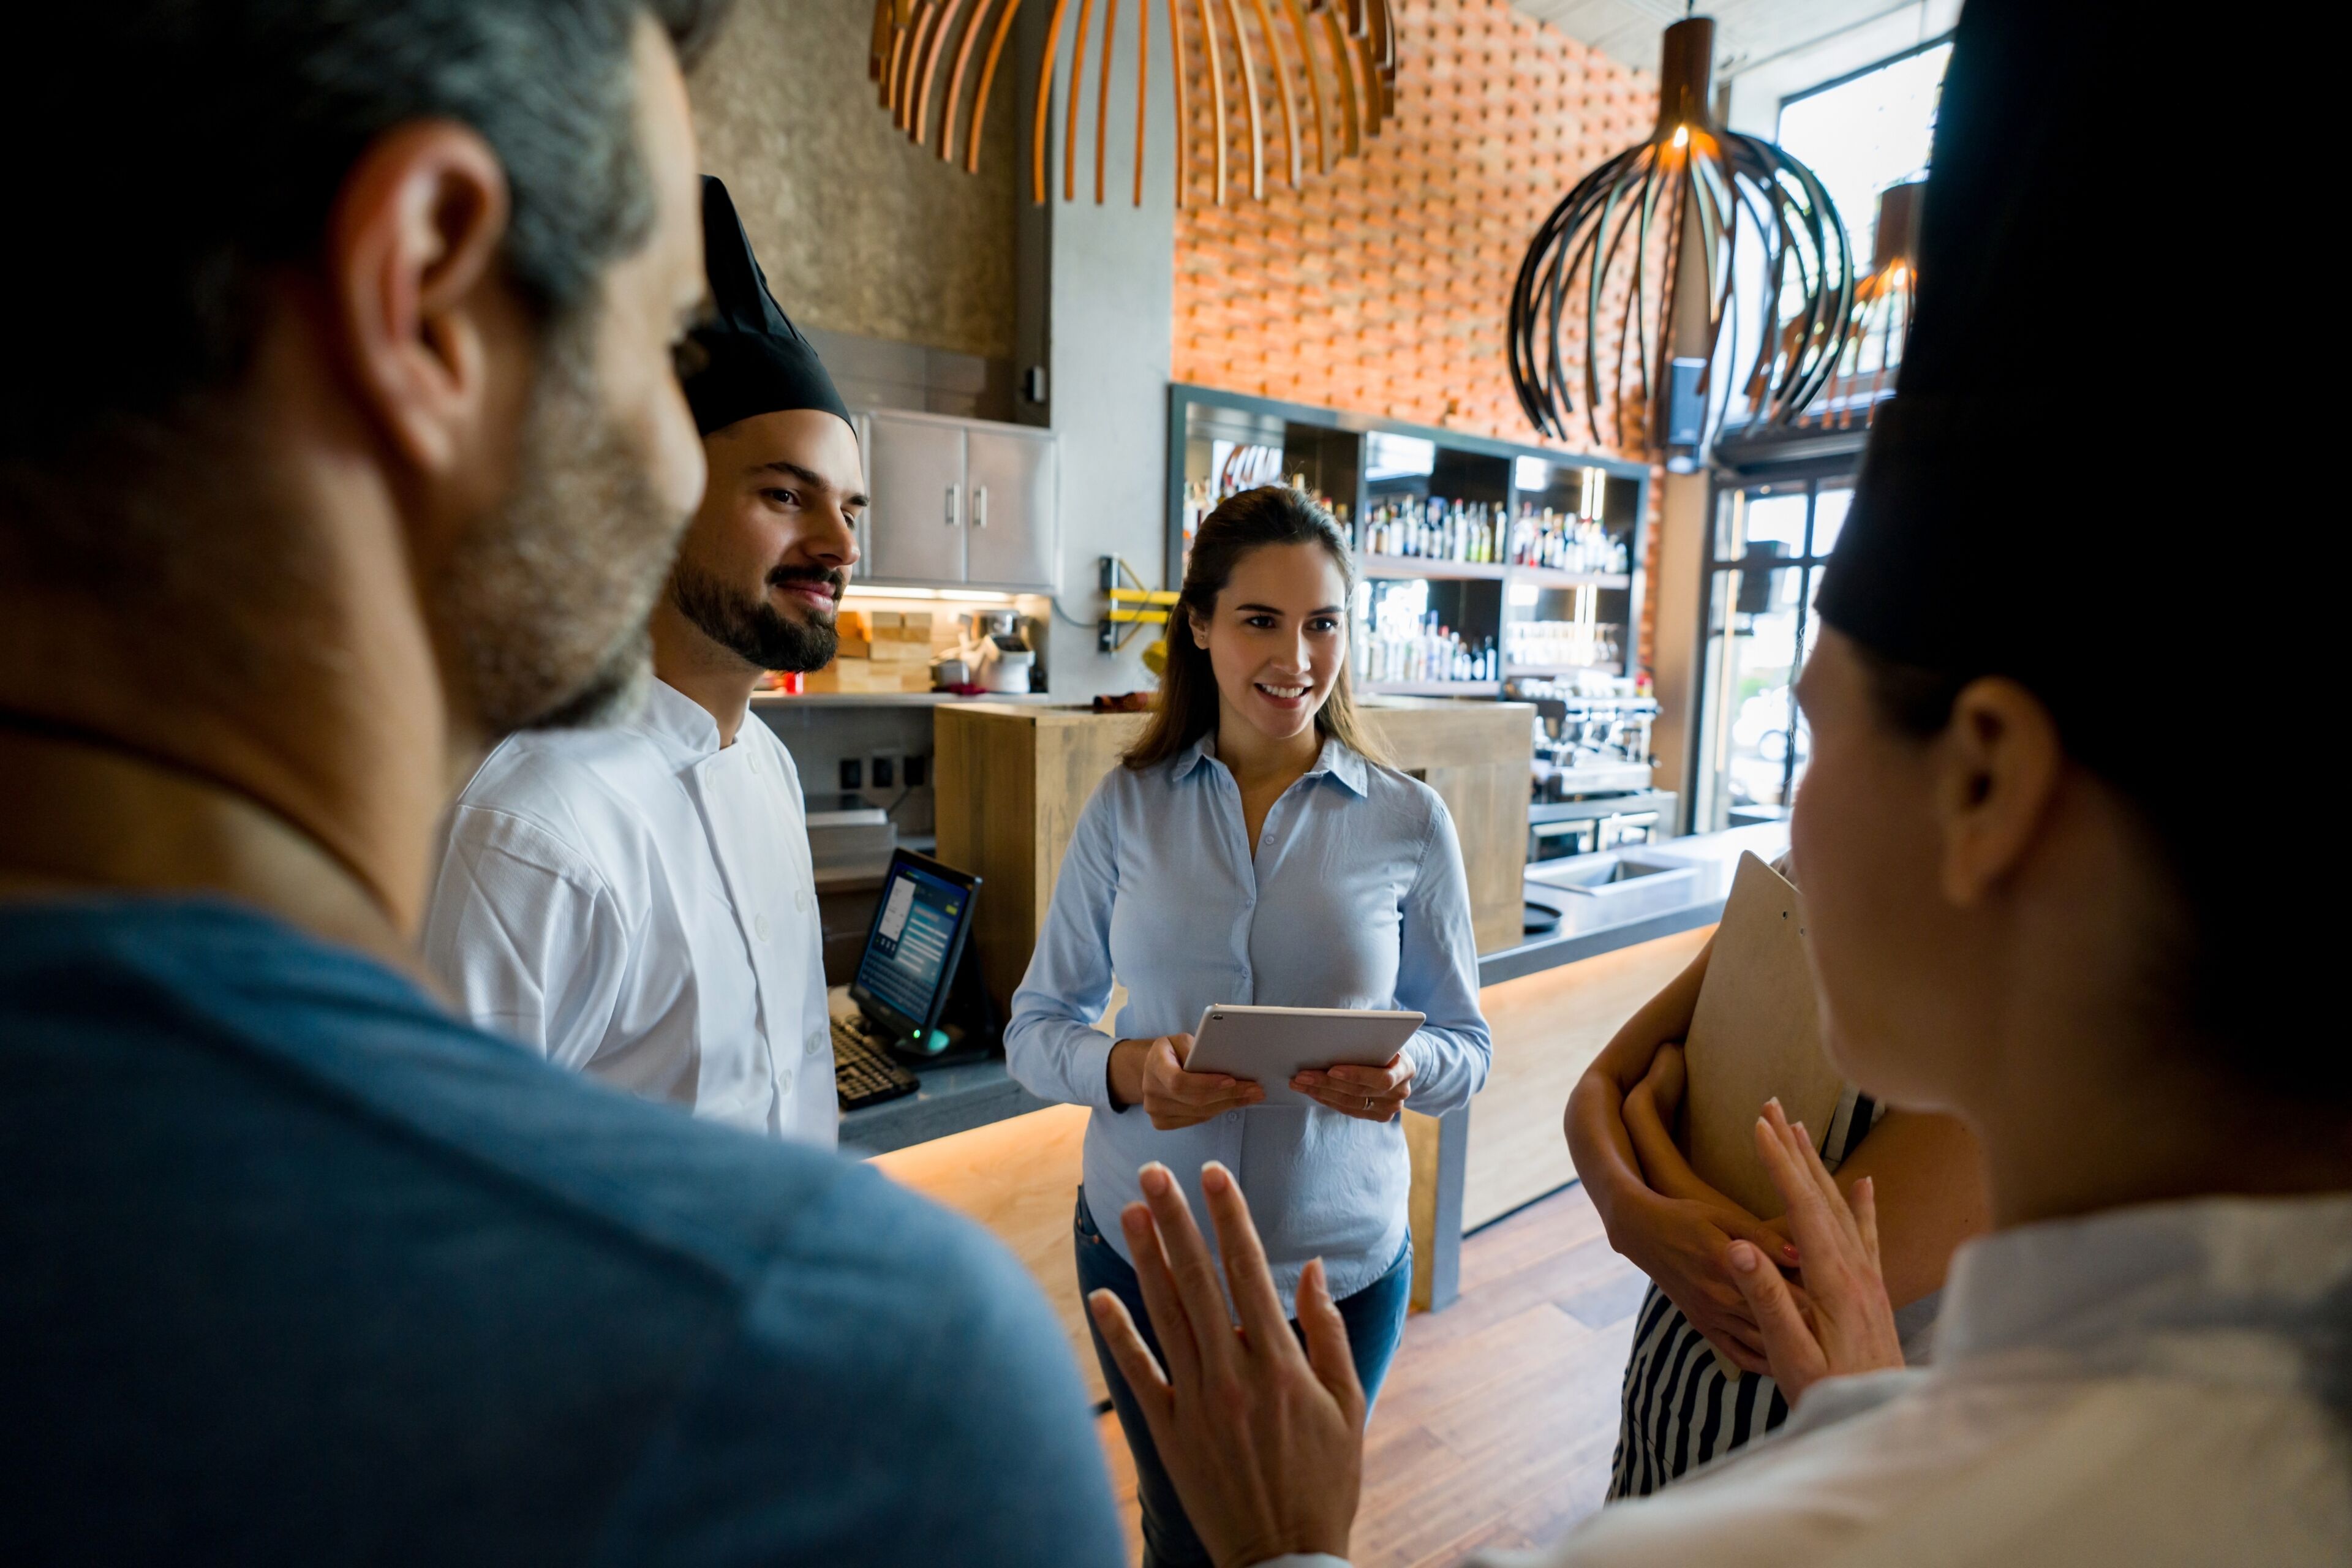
[669,557,843,673]
[430,312,684,735]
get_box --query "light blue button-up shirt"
[1005,733,1491,1309]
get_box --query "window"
[1776,39,1951,262]
[1692,479,1850,826]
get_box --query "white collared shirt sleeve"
[422,804,628,1068]
[1466,1196,2352,1568]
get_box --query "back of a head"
[0,0,728,705]
[1817,0,2327,1103]
[4,1,726,453]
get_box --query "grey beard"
[525,625,652,731]
[431,311,689,736]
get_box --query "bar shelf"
[1363,679,1504,698]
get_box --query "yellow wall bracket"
[1097,556,1177,653]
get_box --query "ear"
[1188,607,1212,651]
[1930,676,2065,907]
[325,121,512,475]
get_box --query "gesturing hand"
[1725,1098,1906,1404]
[1111,1033,1265,1129]
[1087,1161,1364,1568]
[1292,1052,1415,1122]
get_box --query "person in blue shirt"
[1006,484,1493,1568]
[0,3,1123,1562]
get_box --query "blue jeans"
[1076,1189,1411,1568]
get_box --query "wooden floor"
[1096,1180,1644,1566]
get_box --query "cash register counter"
[851,698,1783,1394]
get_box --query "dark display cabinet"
[1166,385,1651,698]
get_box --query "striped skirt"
[1604,1087,1912,1499]
[1605,1283,1789,1499]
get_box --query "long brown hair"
[1125,485,1387,771]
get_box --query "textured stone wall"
[1170,0,1654,450]
[688,0,1020,360]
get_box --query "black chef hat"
[1814,0,2237,793]
[1814,1,2321,1090]
[682,175,851,437]
[1819,3,2127,733]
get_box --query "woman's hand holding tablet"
[1291,1055,1417,1122]
[1107,1033,1267,1129]
[1184,1005,1427,1115]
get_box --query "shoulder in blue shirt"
[0,899,1123,1567]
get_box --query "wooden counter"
[933,698,1534,1017]
[1464,924,1713,1227]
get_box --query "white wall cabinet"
[854,410,1058,594]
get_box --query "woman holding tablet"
[1005,485,1491,1568]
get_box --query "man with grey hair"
[0,4,1123,1561]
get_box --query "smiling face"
[666,407,866,672]
[1188,540,1349,748]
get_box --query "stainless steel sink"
[1531,854,1697,899]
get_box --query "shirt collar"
[631,678,726,761]
[1171,732,1219,781]
[1307,736,1370,796]
[1936,1193,2352,1391]
[1172,733,1370,798]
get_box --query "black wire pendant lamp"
[1507,14,1856,461]
[1800,177,1923,431]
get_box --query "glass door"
[1691,478,1852,829]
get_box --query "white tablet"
[1185,1004,1426,1110]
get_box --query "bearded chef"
[423,176,864,1144]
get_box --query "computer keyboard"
[833,1016,919,1111]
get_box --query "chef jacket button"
[805,1026,830,1058]
[755,913,772,943]
[777,1066,794,1096]
[795,888,810,914]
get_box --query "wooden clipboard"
[1680,852,1846,1219]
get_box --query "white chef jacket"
[421,679,835,1145]
[1266,1193,2351,1568]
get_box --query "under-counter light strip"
[840,586,1022,605]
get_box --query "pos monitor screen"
[850,850,981,1042]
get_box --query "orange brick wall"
[1171,0,1655,448]
[1169,0,1667,666]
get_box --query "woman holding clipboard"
[1564,854,1989,1498]
[1005,486,1491,1568]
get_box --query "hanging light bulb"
[867,0,1398,208]
[1507,15,1857,458]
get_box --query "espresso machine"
[1512,677,1673,862]
[945,609,1038,694]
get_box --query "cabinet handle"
[945,484,960,527]
[973,485,989,528]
